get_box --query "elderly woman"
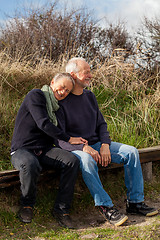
[11,73,87,228]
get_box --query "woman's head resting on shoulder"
[50,73,75,101]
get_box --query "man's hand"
[99,144,111,167]
[83,145,100,162]
[69,137,88,145]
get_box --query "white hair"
[54,73,75,87]
[65,57,86,73]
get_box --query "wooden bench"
[0,145,160,188]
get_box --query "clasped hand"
[83,143,111,167]
[69,137,88,145]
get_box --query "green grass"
[0,85,159,171]
[93,87,160,148]
[0,163,160,239]
[1,220,160,240]
[0,36,159,239]
[0,74,160,238]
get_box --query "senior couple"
[11,57,158,229]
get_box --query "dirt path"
[71,200,160,230]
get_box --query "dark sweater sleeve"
[58,140,84,151]
[27,90,70,142]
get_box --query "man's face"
[50,77,73,101]
[75,61,92,87]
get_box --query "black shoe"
[98,206,128,226]
[52,210,74,229]
[18,206,33,223]
[126,201,158,217]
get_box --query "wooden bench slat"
[0,169,19,177]
[0,145,159,188]
[138,145,160,153]
[138,146,160,163]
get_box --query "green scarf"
[41,85,59,126]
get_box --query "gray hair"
[54,73,75,88]
[65,57,86,73]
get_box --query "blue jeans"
[72,141,144,207]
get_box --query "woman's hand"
[69,137,88,145]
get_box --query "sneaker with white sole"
[126,201,158,217]
[99,206,128,226]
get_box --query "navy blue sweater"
[11,89,70,152]
[56,89,111,151]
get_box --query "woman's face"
[50,77,73,101]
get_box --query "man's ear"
[70,72,77,79]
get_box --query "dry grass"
[0,51,64,92]
[0,49,159,169]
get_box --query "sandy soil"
[71,199,160,230]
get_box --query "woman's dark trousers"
[11,147,79,214]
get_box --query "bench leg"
[142,162,152,182]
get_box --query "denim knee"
[72,150,97,171]
[128,146,138,155]
[127,146,139,161]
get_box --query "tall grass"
[92,56,160,148]
[0,50,159,170]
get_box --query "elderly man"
[11,73,87,228]
[56,58,158,227]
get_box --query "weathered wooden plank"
[0,169,58,188]
[139,145,160,153]
[0,169,19,177]
[0,181,20,188]
[138,145,160,163]
[101,145,160,170]
[0,175,19,183]
[0,145,159,188]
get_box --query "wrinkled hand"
[99,144,111,167]
[69,137,88,145]
[83,145,100,162]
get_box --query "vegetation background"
[0,2,159,239]
[0,2,159,170]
